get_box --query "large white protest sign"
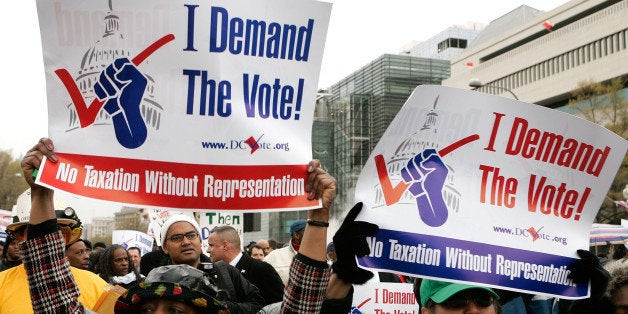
[34,0,331,212]
[355,85,628,298]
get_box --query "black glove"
[567,249,610,299]
[332,202,379,284]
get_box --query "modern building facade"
[443,0,628,107]
[319,54,450,216]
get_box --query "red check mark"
[375,134,480,205]
[54,34,175,128]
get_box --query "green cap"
[419,279,499,307]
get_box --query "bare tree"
[569,78,628,224]
[0,151,29,210]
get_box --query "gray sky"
[0,0,569,222]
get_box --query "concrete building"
[88,216,115,240]
[443,0,628,107]
[401,23,485,61]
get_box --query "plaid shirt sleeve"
[20,227,85,314]
[281,253,331,313]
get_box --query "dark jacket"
[200,254,264,313]
[0,258,21,272]
[235,253,284,305]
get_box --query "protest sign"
[352,282,417,314]
[197,211,243,253]
[354,85,628,298]
[112,230,154,256]
[34,0,331,211]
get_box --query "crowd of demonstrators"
[94,244,143,289]
[11,139,340,313]
[10,137,628,314]
[65,238,91,270]
[264,219,306,285]
[207,225,284,306]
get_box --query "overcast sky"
[0,0,569,221]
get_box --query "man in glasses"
[160,214,264,313]
[419,279,501,313]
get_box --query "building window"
[437,38,468,52]
[243,213,261,232]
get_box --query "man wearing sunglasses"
[160,214,265,313]
[419,279,501,313]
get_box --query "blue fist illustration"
[350,306,363,314]
[94,58,148,149]
[400,148,449,227]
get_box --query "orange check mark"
[375,134,479,205]
[54,34,175,128]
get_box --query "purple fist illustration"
[400,148,449,227]
[94,58,148,149]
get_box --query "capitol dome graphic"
[65,1,163,132]
[373,97,461,213]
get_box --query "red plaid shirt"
[281,253,331,313]
[20,228,85,314]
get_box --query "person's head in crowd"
[93,242,107,251]
[95,244,137,284]
[50,208,91,270]
[606,263,628,312]
[95,244,143,288]
[0,240,5,257]
[65,239,91,270]
[326,242,336,263]
[256,239,271,256]
[614,244,628,260]
[7,208,83,246]
[82,239,93,253]
[419,279,501,314]
[289,219,306,247]
[268,239,278,251]
[115,264,227,314]
[2,237,20,262]
[160,215,203,267]
[244,241,256,255]
[89,248,105,272]
[249,244,265,261]
[128,247,142,271]
[206,225,240,263]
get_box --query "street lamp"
[469,78,519,100]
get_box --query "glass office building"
[318,54,450,217]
